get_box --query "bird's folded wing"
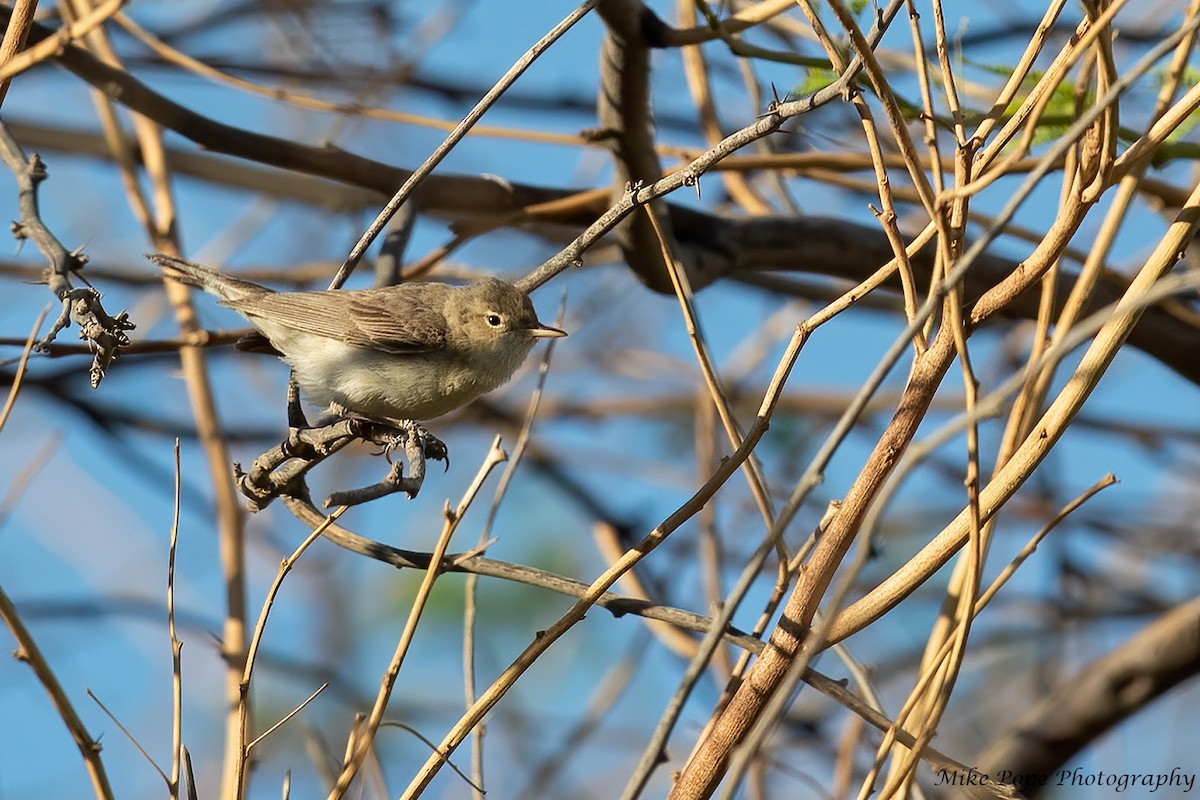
[223,289,447,353]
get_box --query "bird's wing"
[223,288,448,354]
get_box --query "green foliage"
[966,60,1091,145]
[1160,66,1200,144]
[796,66,841,98]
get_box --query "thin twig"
[234,506,349,799]
[247,683,329,751]
[380,721,484,793]
[88,688,168,784]
[643,203,778,532]
[0,329,246,357]
[330,0,600,289]
[114,12,585,150]
[168,439,183,800]
[0,305,48,435]
[330,440,508,799]
[0,589,115,800]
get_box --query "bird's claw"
[323,416,449,504]
[409,423,450,471]
[236,411,450,510]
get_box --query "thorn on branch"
[758,82,793,119]
[580,126,619,144]
[27,152,47,183]
[625,179,646,204]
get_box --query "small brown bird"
[151,254,565,422]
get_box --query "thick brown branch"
[977,595,1200,794]
[594,0,677,291]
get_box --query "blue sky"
[2,1,1200,798]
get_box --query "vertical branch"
[794,0,926,350]
[875,1,980,793]
[55,4,251,795]
[595,0,680,293]
[463,300,565,798]
[676,0,772,213]
[643,204,777,528]
[168,440,184,800]
[0,0,38,106]
[166,275,249,800]
[235,506,349,798]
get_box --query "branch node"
[239,416,449,511]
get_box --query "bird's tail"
[148,253,272,302]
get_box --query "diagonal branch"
[976,595,1200,791]
[0,123,133,387]
[0,584,115,800]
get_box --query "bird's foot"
[318,414,449,506]
[234,401,452,510]
[372,420,449,472]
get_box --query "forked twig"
[0,123,133,387]
[233,413,449,511]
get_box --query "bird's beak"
[528,324,567,338]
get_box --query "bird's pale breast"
[277,331,530,421]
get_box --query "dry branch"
[0,124,133,387]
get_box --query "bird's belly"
[282,339,495,421]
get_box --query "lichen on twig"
[0,122,134,387]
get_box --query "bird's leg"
[371,420,449,471]
[286,374,308,428]
[327,411,449,472]
[282,374,321,459]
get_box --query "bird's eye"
[486,313,503,327]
